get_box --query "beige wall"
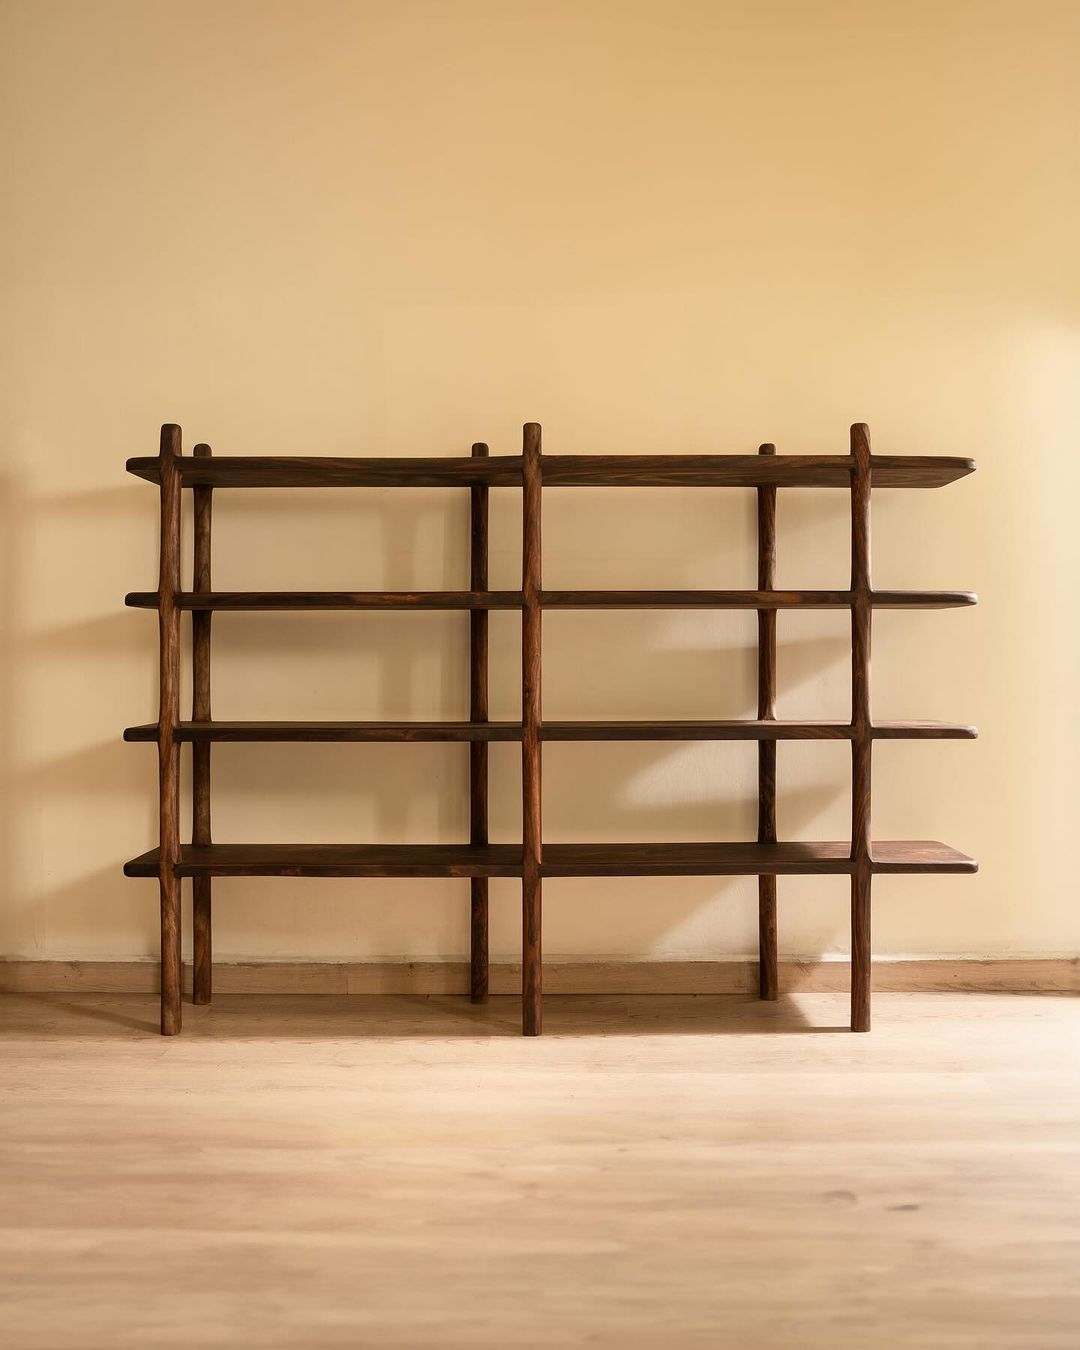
[2,0,1077,965]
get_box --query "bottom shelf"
[124,841,976,879]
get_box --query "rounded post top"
[470,442,489,457]
[850,422,872,467]
[522,423,542,458]
[159,424,181,459]
[193,442,212,458]
[758,442,776,455]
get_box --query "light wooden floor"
[1,992,1077,1349]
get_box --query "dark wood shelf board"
[124,840,976,879]
[124,720,525,742]
[125,591,524,610]
[126,453,975,490]
[543,719,977,741]
[541,841,977,876]
[541,590,977,610]
[540,455,976,489]
[125,844,523,878]
[125,719,976,743]
[126,456,527,487]
[870,720,978,739]
[125,589,976,612]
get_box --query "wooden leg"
[469,442,490,1005]
[158,424,182,1035]
[849,423,873,1034]
[523,873,541,1036]
[470,878,488,1004]
[851,865,871,1032]
[191,444,213,1006]
[160,870,181,1035]
[520,424,543,1037]
[756,445,778,1003]
[758,876,778,1000]
[192,876,212,1005]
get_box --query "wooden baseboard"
[0,958,1076,995]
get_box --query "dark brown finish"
[126,590,523,610]
[850,424,874,1033]
[127,456,527,488]
[124,419,977,1038]
[470,443,489,1004]
[541,455,975,489]
[852,867,872,1030]
[124,720,525,742]
[124,718,977,743]
[125,587,976,611]
[191,443,213,1005]
[127,452,975,490]
[543,720,977,740]
[521,423,542,1037]
[126,844,525,878]
[540,840,977,878]
[540,590,976,609]
[757,444,779,1002]
[124,839,977,879]
[157,425,182,1036]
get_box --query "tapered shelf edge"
[123,719,978,743]
[124,841,977,878]
[540,841,978,876]
[124,589,977,611]
[541,455,976,488]
[125,453,976,489]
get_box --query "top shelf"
[125,453,976,490]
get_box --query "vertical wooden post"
[469,442,490,1003]
[849,423,873,1032]
[158,424,183,1035]
[191,443,213,1005]
[757,443,779,1001]
[521,423,543,1036]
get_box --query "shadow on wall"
[0,477,161,956]
[2,468,854,965]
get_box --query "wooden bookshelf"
[125,422,977,1036]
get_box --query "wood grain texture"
[126,451,976,489]
[127,454,526,486]
[126,590,524,610]
[123,840,977,878]
[124,718,977,742]
[125,844,525,878]
[540,453,976,488]
[538,841,975,877]
[124,720,526,742]
[191,442,212,1006]
[542,719,977,740]
[157,424,182,1035]
[470,442,489,1004]
[850,423,874,1032]
[757,443,779,1002]
[125,587,976,610]
[539,589,976,609]
[1,992,1074,1350]
[521,423,543,1036]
